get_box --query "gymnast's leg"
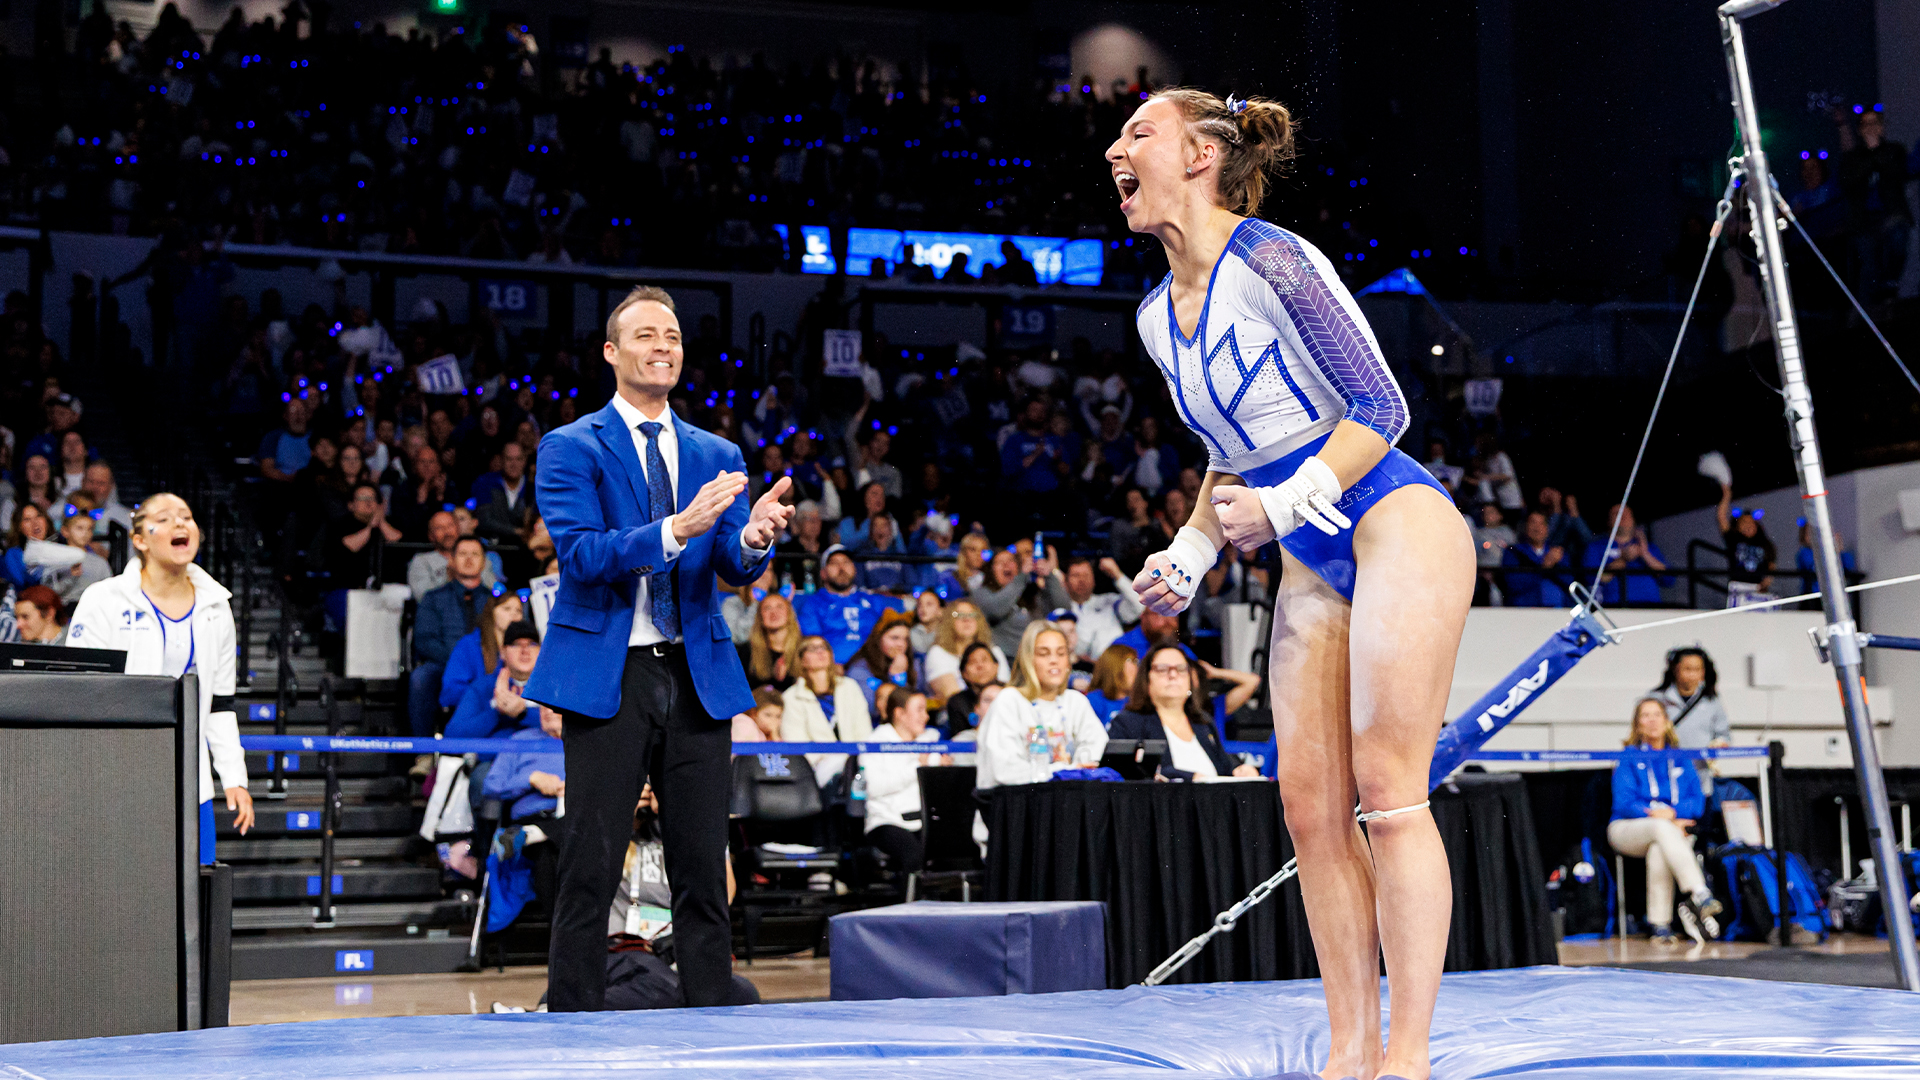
[1268,547,1378,1080]
[1347,484,1475,1080]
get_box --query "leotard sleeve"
[1232,226,1410,446]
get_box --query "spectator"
[908,514,966,596]
[793,544,904,664]
[742,594,802,691]
[732,687,786,743]
[4,503,54,591]
[1501,511,1569,608]
[474,441,539,543]
[1471,504,1516,606]
[393,445,459,541]
[940,642,1006,735]
[599,783,760,1010]
[972,544,1068,658]
[446,621,545,743]
[975,622,1108,820]
[1083,644,1138,727]
[49,502,111,603]
[1608,697,1723,945]
[955,531,992,591]
[1584,504,1672,606]
[1836,107,1912,303]
[836,481,897,548]
[481,705,569,823]
[14,584,67,644]
[843,609,924,712]
[1536,487,1592,565]
[256,397,312,485]
[1109,644,1259,780]
[775,500,828,593]
[852,512,911,593]
[1714,484,1776,605]
[1112,608,1191,660]
[721,565,780,644]
[22,393,81,466]
[909,588,945,655]
[1423,440,1464,497]
[18,453,56,513]
[859,689,949,874]
[1474,434,1524,512]
[780,634,874,790]
[408,510,499,600]
[1000,398,1065,516]
[55,432,92,498]
[79,461,133,534]
[1128,416,1169,496]
[1107,487,1158,573]
[924,599,1012,699]
[321,483,402,630]
[1061,555,1145,660]
[1650,647,1732,753]
[439,589,527,713]
[411,537,495,739]
[1796,521,1857,592]
[851,427,904,502]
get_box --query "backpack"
[1711,844,1826,942]
[1548,837,1614,938]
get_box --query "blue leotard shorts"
[1233,430,1450,601]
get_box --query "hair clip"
[1225,94,1249,116]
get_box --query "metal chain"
[1141,858,1299,986]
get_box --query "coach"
[527,285,793,1012]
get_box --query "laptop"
[1100,738,1166,781]
[0,643,129,674]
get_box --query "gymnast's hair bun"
[1153,88,1298,216]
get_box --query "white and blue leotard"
[1136,217,1446,599]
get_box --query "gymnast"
[1111,89,1474,1080]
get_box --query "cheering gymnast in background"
[1112,89,1473,1080]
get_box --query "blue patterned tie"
[638,421,680,640]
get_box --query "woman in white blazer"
[67,493,250,863]
[780,634,873,791]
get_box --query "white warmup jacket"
[972,687,1107,844]
[67,559,245,804]
[780,675,874,791]
[858,722,943,834]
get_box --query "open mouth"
[171,535,190,549]
[1115,171,1139,211]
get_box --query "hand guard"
[1154,526,1219,600]
[1254,456,1352,539]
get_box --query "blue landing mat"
[5,966,1920,1079]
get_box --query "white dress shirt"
[608,394,769,648]
[609,393,686,647]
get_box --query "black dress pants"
[548,645,732,1011]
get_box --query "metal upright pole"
[1719,2,1920,990]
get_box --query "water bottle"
[850,770,867,803]
[1028,722,1052,773]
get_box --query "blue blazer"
[523,400,768,720]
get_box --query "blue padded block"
[8,967,1920,1078]
[829,900,1106,1000]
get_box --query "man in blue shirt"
[411,537,494,737]
[794,544,905,663]
[1582,503,1673,606]
[1111,608,1195,661]
[1000,398,1064,495]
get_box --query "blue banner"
[240,735,965,756]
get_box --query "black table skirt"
[986,773,1556,987]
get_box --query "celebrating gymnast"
[1112,89,1473,1080]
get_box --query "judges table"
[986,772,1555,987]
